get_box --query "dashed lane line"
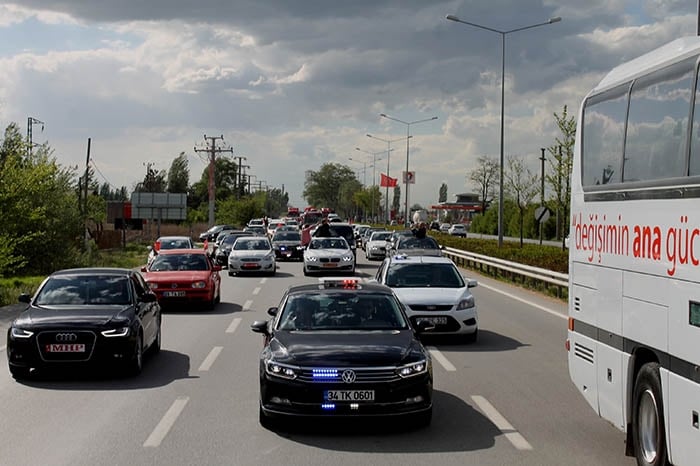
[426,346,456,372]
[253,287,261,295]
[226,317,242,334]
[242,299,253,311]
[260,278,268,285]
[143,397,189,448]
[198,346,223,372]
[471,395,533,451]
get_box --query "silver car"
[228,236,276,276]
[365,231,392,260]
[303,237,355,276]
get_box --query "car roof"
[153,248,208,255]
[287,280,394,295]
[235,235,271,242]
[50,267,134,276]
[157,235,192,240]
[386,254,454,265]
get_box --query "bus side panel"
[622,271,669,352]
[568,328,598,413]
[667,372,700,466]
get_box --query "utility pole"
[233,155,247,199]
[84,138,91,251]
[26,117,45,156]
[194,135,233,226]
[539,148,546,245]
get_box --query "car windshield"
[277,293,407,331]
[150,253,210,271]
[328,226,354,242]
[386,263,465,288]
[234,239,270,250]
[34,275,131,306]
[397,237,440,250]
[369,232,391,241]
[309,238,348,249]
[223,234,246,245]
[273,232,301,241]
[158,238,192,249]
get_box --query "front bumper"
[274,247,304,260]
[229,259,276,273]
[406,307,478,334]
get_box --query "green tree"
[504,155,539,247]
[189,156,239,215]
[135,163,166,192]
[438,183,448,203]
[167,152,189,193]
[303,163,358,210]
[392,185,401,221]
[546,105,576,241]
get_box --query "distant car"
[228,236,276,276]
[439,223,451,233]
[448,224,467,237]
[314,223,357,256]
[361,227,383,251]
[141,249,221,310]
[393,236,443,257]
[251,278,433,429]
[6,267,161,379]
[271,230,304,261]
[303,237,355,276]
[248,218,265,228]
[429,222,440,231]
[365,230,392,260]
[243,226,266,236]
[267,219,285,236]
[148,236,194,263]
[214,231,250,266]
[374,254,478,342]
[199,224,234,242]
[385,229,415,256]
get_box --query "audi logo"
[55,333,78,342]
[341,369,356,384]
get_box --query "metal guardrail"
[442,246,569,297]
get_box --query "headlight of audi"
[396,360,428,378]
[456,295,475,310]
[265,360,299,380]
[101,327,130,337]
[10,327,34,339]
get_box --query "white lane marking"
[477,282,567,320]
[226,317,242,334]
[427,346,456,372]
[253,287,261,295]
[198,346,223,371]
[471,395,533,451]
[143,397,189,448]
[260,278,268,284]
[242,299,253,311]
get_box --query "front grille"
[37,330,97,362]
[297,366,400,383]
[240,257,261,262]
[409,304,453,312]
[319,258,341,263]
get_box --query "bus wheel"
[632,363,669,466]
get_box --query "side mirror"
[251,320,269,335]
[140,266,148,272]
[18,293,31,304]
[414,319,436,333]
[140,292,158,303]
[212,265,222,272]
[267,307,278,317]
[466,279,478,288]
[147,245,153,252]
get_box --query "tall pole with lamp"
[446,13,561,247]
[379,113,438,226]
[356,147,388,221]
[367,134,411,224]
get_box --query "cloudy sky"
[0,0,696,212]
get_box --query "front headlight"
[101,327,130,337]
[10,327,34,339]
[264,252,275,260]
[148,282,158,290]
[456,296,475,310]
[342,255,353,262]
[296,245,304,250]
[192,281,207,289]
[307,256,318,262]
[265,360,299,380]
[396,360,428,378]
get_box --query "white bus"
[567,37,700,466]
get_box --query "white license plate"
[45,344,86,353]
[325,390,375,402]
[422,317,448,325]
[163,291,186,297]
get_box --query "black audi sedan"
[6,268,161,379]
[251,279,433,429]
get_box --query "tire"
[464,328,478,344]
[632,363,669,466]
[228,271,234,277]
[9,365,30,380]
[126,335,143,376]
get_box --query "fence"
[442,247,569,299]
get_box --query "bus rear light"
[565,339,570,351]
[568,317,575,331]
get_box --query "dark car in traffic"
[251,279,433,429]
[271,230,304,261]
[6,268,161,379]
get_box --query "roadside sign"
[535,206,550,224]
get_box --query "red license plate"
[45,344,86,353]
[323,263,337,268]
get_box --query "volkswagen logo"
[55,333,78,342]
[171,284,178,288]
[341,369,356,384]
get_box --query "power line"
[194,134,233,226]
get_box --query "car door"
[131,273,158,345]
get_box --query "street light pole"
[446,13,561,247]
[347,157,368,186]
[367,134,411,224]
[379,113,438,226]
[356,147,388,222]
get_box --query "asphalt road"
[0,254,633,466]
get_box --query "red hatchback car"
[141,249,221,310]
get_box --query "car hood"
[395,248,442,257]
[15,305,131,327]
[271,330,421,366]
[229,250,272,259]
[366,241,388,248]
[305,249,351,259]
[392,287,468,304]
[143,270,213,282]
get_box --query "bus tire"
[632,362,669,466]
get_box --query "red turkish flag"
[380,173,398,187]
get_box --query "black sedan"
[6,268,161,379]
[271,230,304,261]
[251,279,433,429]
